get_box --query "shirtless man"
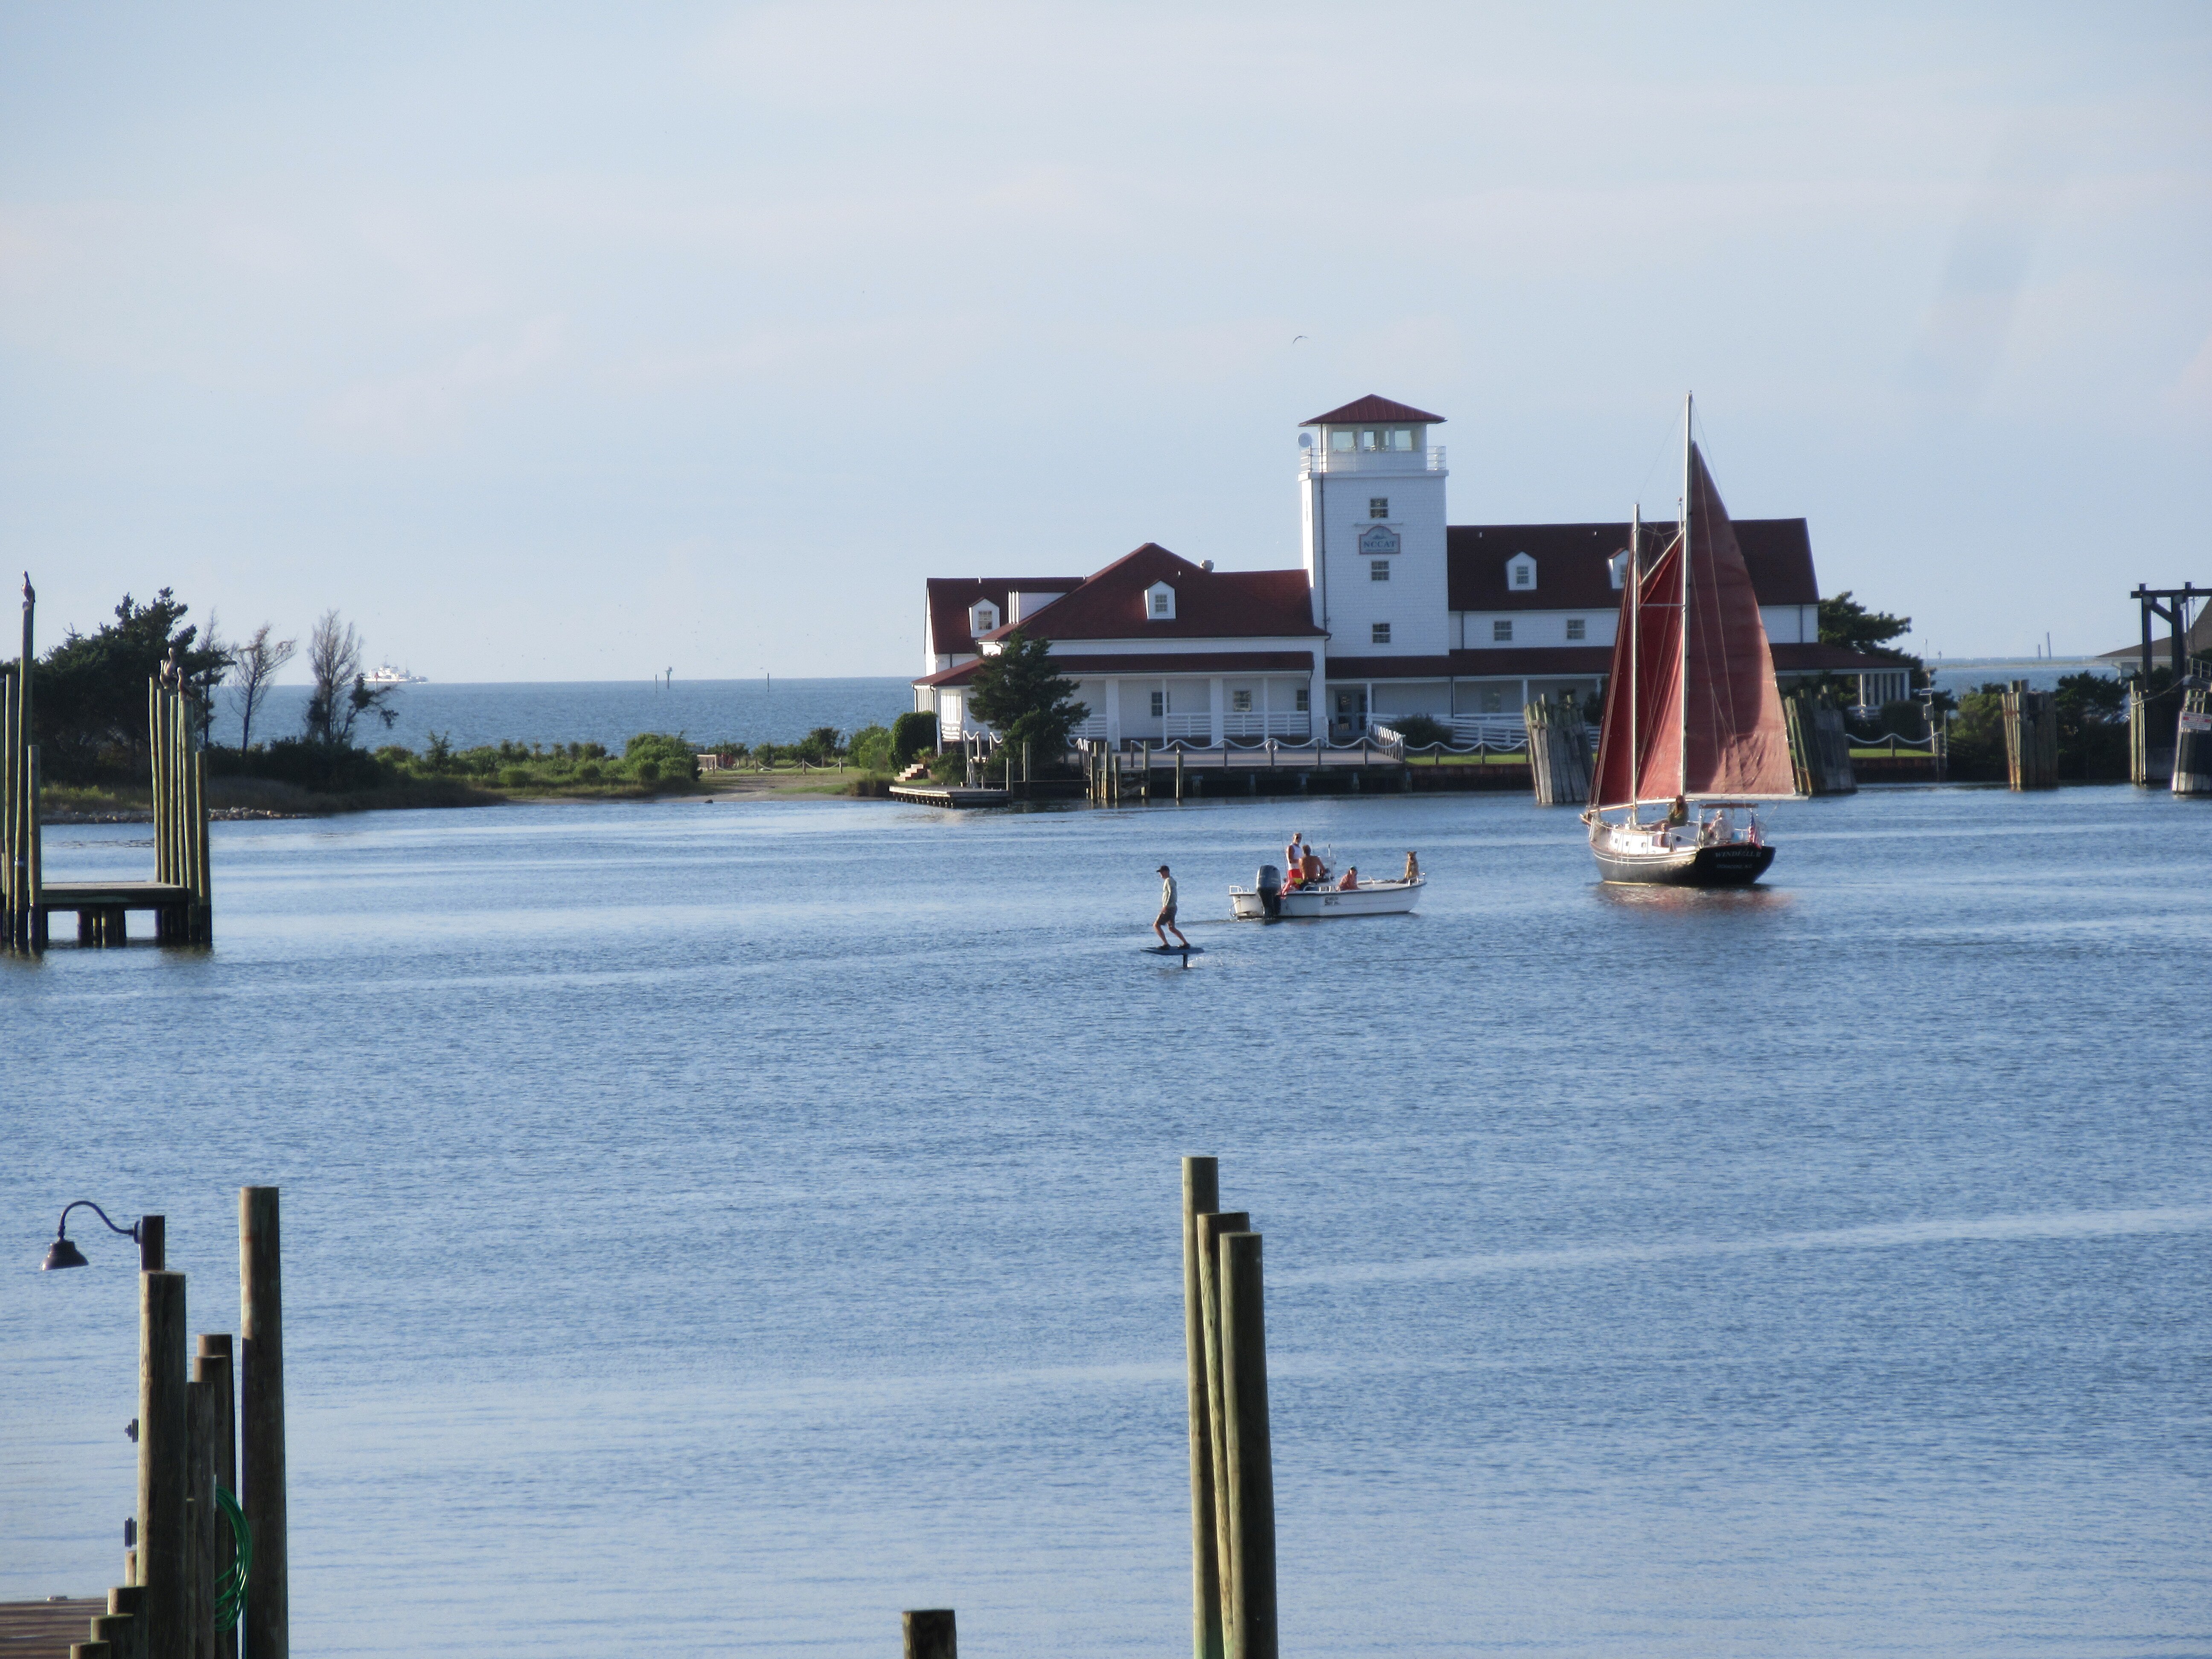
[1154,864,1190,949]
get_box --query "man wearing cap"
[1153,864,1189,950]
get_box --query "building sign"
[1358,524,1400,556]
[2181,710,2212,733]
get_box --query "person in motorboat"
[1300,850,1326,888]
[1403,850,1420,883]
[1153,864,1190,950]
[1286,831,1305,871]
[1337,866,1359,891]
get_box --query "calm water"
[216,676,914,753]
[5,784,2208,1657]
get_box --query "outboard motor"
[1256,864,1282,920]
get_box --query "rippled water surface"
[6,784,2207,1657]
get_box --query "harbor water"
[5,783,2207,1656]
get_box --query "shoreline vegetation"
[44,725,918,821]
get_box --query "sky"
[1,2,2206,681]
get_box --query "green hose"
[213,1485,252,1627]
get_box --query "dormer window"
[1145,582,1176,621]
[1508,555,1537,591]
[970,601,998,635]
[1609,552,1628,590]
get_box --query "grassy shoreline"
[41,764,895,821]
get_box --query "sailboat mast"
[1627,504,1640,826]
[1679,393,1693,801]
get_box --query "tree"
[797,725,843,764]
[889,711,936,766]
[33,589,232,781]
[302,610,396,746]
[847,724,893,771]
[229,623,297,750]
[966,630,1088,755]
[1819,592,1915,659]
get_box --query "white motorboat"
[362,663,428,685]
[1230,860,1423,919]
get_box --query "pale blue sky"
[3,3,2206,679]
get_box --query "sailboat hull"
[1591,840,1775,886]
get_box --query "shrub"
[927,746,966,784]
[624,732,698,781]
[890,711,936,767]
[796,726,841,765]
[848,724,893,771]
[210,738,386,794]
[576,760,602,782]
[635,759,662,786]
[500,766,533,789]
[1393,713,1452,748]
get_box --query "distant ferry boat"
[362,663,428,685]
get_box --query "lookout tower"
[1298,395,1450,667]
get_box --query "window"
[1511,564,1533,588]
[1232,690,1252,713]
[1359,429,1378,451]
[1151,591,1170,616]
[1483,688,1502,713]
[1150,691,1165,717]
[971,603,997,634]
[1295,688,1310,712]
[1371,560,1390,582]
[1330,430,1355,452]
[1389,429,1413,451]
[1372,622,1391,645]
[1145,581,1176,620]
[1609,552,1628,590]
[1369,497,1388,518]
[1566,618,1586,640]
[1493,620,1513,642]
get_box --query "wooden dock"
[888,783,1013,809]
[0,1596,107,1658]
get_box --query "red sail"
[1682,445,1793,798]
[1591,536,1685,809]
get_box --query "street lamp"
[42,1201,163,1271]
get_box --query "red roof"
[926,577,1086,658]
[1302,394,1447,427]
[977,544,1322,643]
[1445,519,1819,611]
[917,648,1316,689]
[1319,642,1900,681]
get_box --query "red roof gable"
[1302,394,1447,427]
[979,544,1322,643]
[926,576,1086,658]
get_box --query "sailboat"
[1582,398,1799,885]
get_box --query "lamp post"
[43,1200,164,1272]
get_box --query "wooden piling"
[1195,1209,1249,1647]
[187,1380,218,1659]
[108,1586,147,1659]
[140,1216,166,1273]
[1175,749,1184,801]
[1784,694,1857,795]
[239,1189,286,1659]
[1525,698,1593,806]
[71,1643,113,1659]
[2001,681,2059,789]
[2173,687,2211,797]
[139,1272,190,1659]
[1181,1159,1224,1659]
[195,1336,237,1659]
[901,1609,956,1659]
[1220,1231,1276,1659]
[88,1614,137,1659]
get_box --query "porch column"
[1209,677,1224,747]
[1106,679,1122,746]
[1307,665,1323,741]
[1364,681,1374,736]
[1261,676,1272,738]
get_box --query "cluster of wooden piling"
[1525,697,1593,806]
[4,579,44,951]
[2174,687,2212,797]
[1784,694,1858,795]
[2001,681,2059,791]
[1182,1157,1276,1659]
[73,1189,288,1659]
[149,669,213,944]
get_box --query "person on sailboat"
[1666,795,1689,827]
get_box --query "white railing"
[1162,713,1212,739]
[1222,713,1312,739]
[1449,714,1531,748]
[1299,445,1445,477]
[1068,718,1107,740]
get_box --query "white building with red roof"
[914,394,1894,747]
